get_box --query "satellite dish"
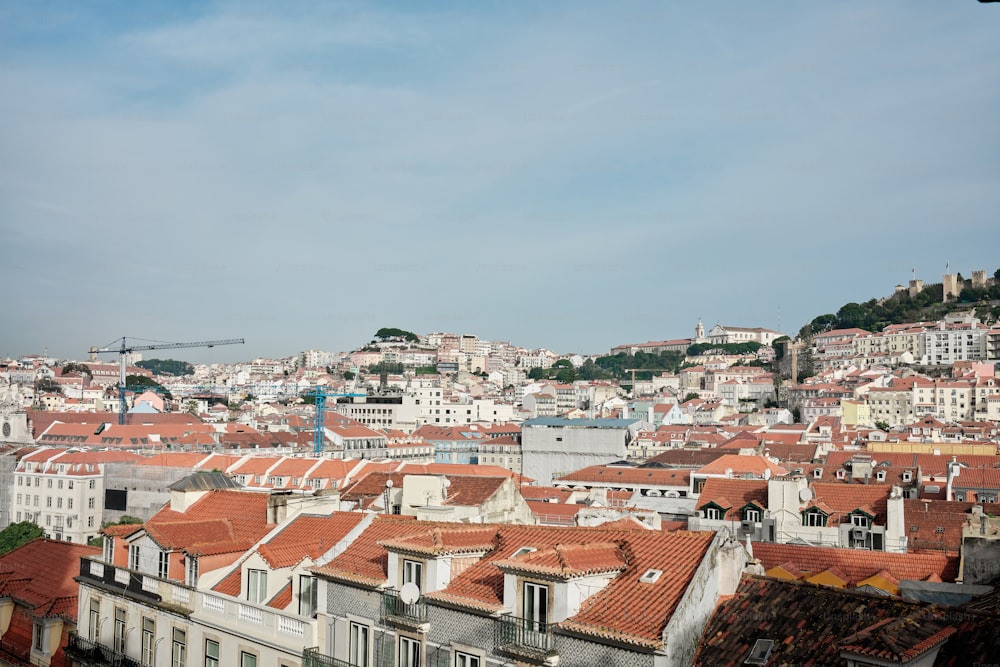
[799,488,813,503]
[399,582,420,604]
[385,479,394,488]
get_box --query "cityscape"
[4,2,1000,666]
[3,268,1000,665]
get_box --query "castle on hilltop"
[896,267,994,302]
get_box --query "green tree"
[0,521,44,555]
[34,378,62,395]
[343,370,356,380]
[61,362,92,377]
[555,365,577,384]
[682,393,700,403]
[374,328,419,342]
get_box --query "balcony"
[381,589,429,632]
[302,647,363,667]
[66,632,144,667]
[495,616,558,665]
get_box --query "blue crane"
[89,337,244,424]
[304,386,366,455]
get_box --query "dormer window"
[876,470,887,482]
[801,508,828,527]
[836,469,846,480]
[743,508,761,523]
[902,471,913,483]
[851,514,870,528]
[402,559,423,594]
[813,468,823,479]
[706,507,722,520]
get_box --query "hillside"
[798,269,1000,340]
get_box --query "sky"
[2,1,999,364]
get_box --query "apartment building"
[308,518,747,667]
[11,449,143,543]
[70,479,361,667]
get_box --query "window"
[15,494,21,505]
[240,652,257,667]
[403,559,423,593]
[454,652,480,667]
[90,479,97,489]
[114,607,127,652]
[88,516,95,527]
[158,551,169,579]
[34,621,45,653]
[89,497,96,509]
[58,479,63,489]
[744,509,761,523]
[69,481,74,490]
[130,545,140,570]
[523,581,549,630]
[172,628,186,667]
[88,599,100,642]
[851,514,869,527]
[141,618,155,666]
[68,498,73,509]
[705,507,721,520]
[57,497,62,508]
[349,622,370,667]
[802,511,827,527]
[48,478,53,488]
[247,569,267,604]
[203,639,220,667]
[399,636,421,667]
[299,575,317,617]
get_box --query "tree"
[682,393,700,403]
[555,365,577,384]
[183,400,199,415]
[34,378,62,395]
[343,370,356,380]
[0,521,44,556]
[374,328,419,342]
[61,362,92,377]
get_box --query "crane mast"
[90,337,244,424]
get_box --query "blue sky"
[2,1,999,363]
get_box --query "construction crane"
[90,337,244,424]
[304,386,366,455]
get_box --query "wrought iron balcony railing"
[303,646,362,667]
[66,632,144,667]
[381,588,429,629]
[495,615,556,660]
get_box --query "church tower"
[695,319,706,343]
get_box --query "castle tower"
[972,270,987,289]
[943,273,960,302]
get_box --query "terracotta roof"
[697,479,768,520]
[494,542,628,578]
[267,582,293,610]
[212,567,242,596]
[556,465,690,487]
[697,454,789,477]
[143,489,275,557]
[256,513,367,569]
[441,476,507,506]
[379,526,497,557]
[0,538,99,619]
[750,542,959,587]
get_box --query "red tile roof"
[0,538,99,620]
[144,489,275,557]
[256,513,367,569]
[697,479,768,520]
[751,542,959,585]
